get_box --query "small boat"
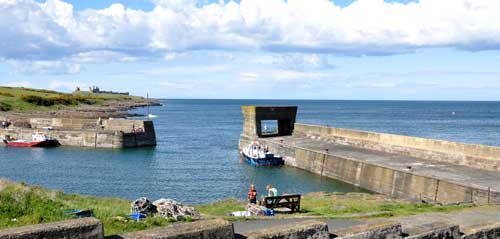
[241,142,284,166]
[3,132,60,147]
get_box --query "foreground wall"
[0,218,103,239]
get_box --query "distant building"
[89,85,129,95]
[74,86,129,95]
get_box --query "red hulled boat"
[3,132,59,147]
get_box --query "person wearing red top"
[247,184,257,204]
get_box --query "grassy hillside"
[0,86,145,112]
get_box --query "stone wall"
[294,123,500,172]
[331,222,402,239]
[238,220,329,239]
[118,219,234,239]
[241,106,297,138]
[0,218,103,239]
[0,117,156,148]
[2,217,500,239]
[239,135,500,205]
[28,118,150,133]
[238,106,500,205]
[461,222,500,239]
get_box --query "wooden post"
[488,187,491,205]
[434,180,440,202]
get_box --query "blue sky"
[1,0,500,100]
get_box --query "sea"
[1,100,500,204]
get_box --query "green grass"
[196,198,246,217]
[0,86,146,112]
[299,192,473,218]
[196,192,475,220]
[0,180,177,236]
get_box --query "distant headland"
[0,86,159,119]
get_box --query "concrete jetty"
[0,117,156,148]
[239,106,500,205]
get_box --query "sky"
[0,0,500,100]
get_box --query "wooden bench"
[263,194,301,213]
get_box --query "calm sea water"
[1,100,500,204]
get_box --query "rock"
[131,197,157,216]
[152,198,199,220]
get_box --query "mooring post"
[488,187,491,205]
[320,153,326,177]
[434,180,440,202]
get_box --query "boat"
[240,142,284,166]
[3,132,60,147]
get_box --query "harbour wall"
[239,134,500,205]
[294,123,500,173]
[0,117,156,149]
[238,106,500,205]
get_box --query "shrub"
[0,102,12,111]
[20,94,99,106]
[20,95,55,106]
[0,92,14,97]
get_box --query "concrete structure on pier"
[0,117,156,148]
[239,106,500,205]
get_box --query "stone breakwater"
[0,117,156,148]
[239,106,500,205]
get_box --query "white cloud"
[4,81,32,88]
[140,64,230,75]
[240,72,258,78]
[273,54,335,70]
[71,51,140,63]
[0,0,500,63]
[9,60,81,75]
[271,70,330,81]
[49,80,80,90]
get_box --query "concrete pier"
[239,106,500,205]
[0,117,156,149]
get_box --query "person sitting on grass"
[248,184,257,204]
[266,184,278,197]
